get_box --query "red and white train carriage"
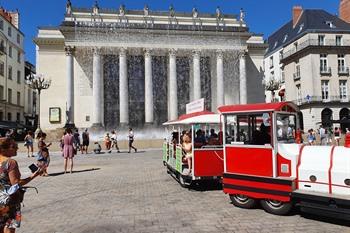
[219,102,350,219]
[162,110,224,187]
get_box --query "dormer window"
[273,41,278,49]
[297,23,304,33]
[283,34,288,43]
[325,21,336,28]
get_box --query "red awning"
[218,102,298,114]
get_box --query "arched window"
[339,108,350,133]
[321,108,333,128]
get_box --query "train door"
[224,112,274,177]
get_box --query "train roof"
[218,102,298,114]
[163,111,221,125]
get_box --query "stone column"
[169,49,178,120]
[119,48,129,125]
[144,49,153,124]
[193,50,201,100]
[239,51,247,104]
[216,50,224,107]
[65,46,75,125]
[92,48,103,127]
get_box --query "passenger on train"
[182,132,192,175]
[208,129,220,145]
[194,129,206,148]
[171,131,179,158]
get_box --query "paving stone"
[11,150,349,233]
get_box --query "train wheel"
[229,194,257,209]
[260,199,292,215]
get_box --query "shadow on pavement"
[48,168,101,176]
[190,180,222,192]
[300,212,350,227]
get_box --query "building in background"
[24,61,37,127]
[34,2,267,131]
[0,7,37,131]
[264,0,350,131]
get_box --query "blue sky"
[1,0,340,65]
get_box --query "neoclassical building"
[34,2,266,130]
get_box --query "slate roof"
[266,9,350,57]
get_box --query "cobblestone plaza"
[15,150,349,233]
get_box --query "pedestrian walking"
[319,125,326,145]
[24,131,34,157]
[73,129,81,153]
[128,128,137,153]
[104,133,111,152]
[62,128,74,173]
[38,132,52,156]
[334,127,341,146]
[81,129,89,154]
[295,128,302,144]
[111,130,120,153]
[307,129,315,145]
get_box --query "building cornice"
[33,38,65,46]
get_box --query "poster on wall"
[49,107,61,123]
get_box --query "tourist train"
[163,101,350,220]
[162,110,224,187]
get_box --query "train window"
[276,114,296,143]
[225,113,271,145]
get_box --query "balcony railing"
[338,66,349,75]
[282,39,350,60]
[292,95,349,105]
[293,72,300,81]
[320,66,331,75]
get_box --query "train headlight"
[345,179,350,186]
[309,175,317,183]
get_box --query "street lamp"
[25,73,51,136]
[262,78,281,102]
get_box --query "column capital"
[119,47,127,57]
[239,49,249,58]
[144,48,152,58]
[65,46,75,56]
[216,49,224,59]
[192,49,201,58]
[169,48,177,56]
[92,47,102,56]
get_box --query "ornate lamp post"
[262,78,281,102]
[25,74,51,136]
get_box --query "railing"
[338,66,349,75]
[282,39,350,60]
[292,95,349,105]
[293,72,300,81]
[320,66,331,75]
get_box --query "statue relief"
[93,1,99,15]
[144,5,149,16]
[119,4,125,16]
[216,6,222,19]
[169,5,175,17]
[192,7,198,18]
[66,0,72,15]
[240,8,245,22]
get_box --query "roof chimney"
[339,0,350,23]
[293,6,303,28]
